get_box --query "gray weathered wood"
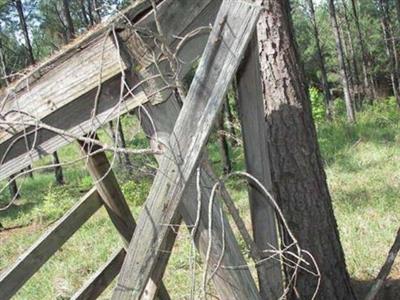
[112,2,261,298]
[79,139,136,243]
[0,0,220,181]
[78,139,171,300]
[236,33,284,299]
[71,248,126,300]
[138,100,261,300]
[0,188,102,300]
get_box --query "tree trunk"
[86,0,95,26]
[351,0,373,100]
[0,33,9,86]
[108,120,133,174]
[395,0,400,33]
[342,0,363,109]
[14,0,34,65]
[25,165,33,179]
[328,0,356,122]
[338,16,358,111]
[94,0,102,23]
[257,0,356,299]
[52,152,64,185]
[306,0,333,119]
[62,0,75,41]
[80,0,90,28]
[8,174,20,200]
[224,95,238,147]
[217,105,232,174]
[378,0,400,109]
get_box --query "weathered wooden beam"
[0,74,147,181]
[138,100,261,300]
[236,34,284,299]
[0,0,220,181]
[78,140,172,300]
[78,139,136,243]
[71,248,126,300]
[0,188,102,300]
[112,2,261,299]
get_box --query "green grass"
[0,99,399,299]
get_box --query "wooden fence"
[0,0,284,299]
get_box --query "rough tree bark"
[350,0,373,100]
[62,0,75,41]
[14,0,34,65]
[378,0,400,109]
[306,0,333,119]
[328,0,356,122]
[257,0,356,299]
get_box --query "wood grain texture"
[79,140,171,300]
[236,33,283,299]
[71,248,126,300]
[112,2,261,298]
[0,74,147,181]
[0,36,125,144]
[0,0,221,182]
[134,88,260,299]
[0,188,102,300]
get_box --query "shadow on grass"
[352,278,400,300]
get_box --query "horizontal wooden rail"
[71,248,126,300]
[0,188,103,300]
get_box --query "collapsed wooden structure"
[0,0,285,299]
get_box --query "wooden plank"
[78,140,172,300]
[0,0,221,182]
[236,33,284,299]
[112,2,261,299]
[0,36,126,144]
[0,188,102,300]
[71,248,126,300]
[79,140,136,243]
[0,74,147,181]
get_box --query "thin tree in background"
[218,105,232,174]
[328,0,356,122]
[306,0,333,119]
[52,151,64,185]
[257,0,356,298]
[62,0,75,41]
[0,32,9,86]
[15,0,66,184]
[86,0,96,25]
[378,0,400,109]
[8,174,20,200]
[79,0,90,28]
[224,95,238,146]
[341,0,363,108]
[351,0,374,100]
[14,0,34,65]
[108,120,133,174]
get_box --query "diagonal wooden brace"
[112,1,262,299]
[78,139,172,300]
